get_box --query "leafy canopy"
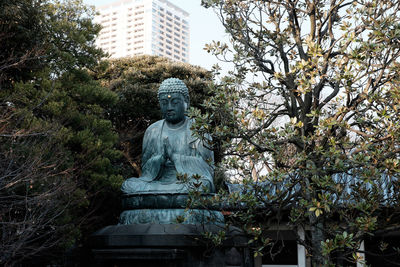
[197,0,400,265]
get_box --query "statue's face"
[159,93,186,124]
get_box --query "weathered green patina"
[120,78,222,224]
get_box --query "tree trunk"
[310,217,325,266]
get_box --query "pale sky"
[83,0,231,73]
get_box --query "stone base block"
[90,224,253,267]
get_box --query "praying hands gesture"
[162,137,174,164]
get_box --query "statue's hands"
[163,137,174,162]
[162,137,168,162]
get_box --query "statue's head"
[158,78,189,124]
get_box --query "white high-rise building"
[94,0,189,63]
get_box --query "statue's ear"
[184,102,188,111]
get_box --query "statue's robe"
[121,118,215,194]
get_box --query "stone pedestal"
[91,224,252,267]
[91,193,252,266]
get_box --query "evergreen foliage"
[0,1,121,265]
